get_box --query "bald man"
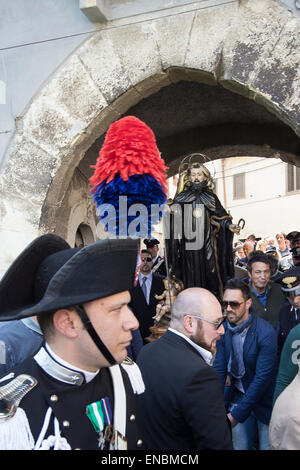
[137,288,233,450]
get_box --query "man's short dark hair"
[141,249,151,256]
[37,311,56,339]
[247,250,271,272]
[267,253,278,273]
[224,278,251,300]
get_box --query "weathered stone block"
[134,72,171,99]
[21,95,84,157]
[108,21,162,87]
[78,30,132,102]
[218,0,300,135]
[152,11,195,69]
[185,2,238,74]
[47,54,108,124]
[1,135,55,205]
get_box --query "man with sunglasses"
[213,278,278,450]
[137,287,233,450]
[129,249,164,343]
[143,238,167,277]
[276,265,300,356]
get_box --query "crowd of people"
[136,231,300,450]
[233,231,296,274]
[0,230,300,451]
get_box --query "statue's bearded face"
[189,167,206,183]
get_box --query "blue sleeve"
[213,336,228,389]
[0,339,15,379]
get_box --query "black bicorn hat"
[286,231,300,243]
[291,246,300,259]
[277,266,300,296]
[265,245,277,254]
[143,238,160,248]
[0,234,139,322]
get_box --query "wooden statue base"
[145,324,168,342]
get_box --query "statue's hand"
[229,223,241,235]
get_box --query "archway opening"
[41,78,300,243]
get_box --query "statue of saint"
[165,156,241,300]
[153,275,184,327]
[146,273,184,341]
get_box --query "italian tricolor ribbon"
[86,397,112,433]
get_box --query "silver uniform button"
[137,439,143,447]
[130,414,135,422]
[63,420,70,427]
[50,394,58,402]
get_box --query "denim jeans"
[229,389,270,450]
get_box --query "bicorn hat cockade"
[277,266,300,298]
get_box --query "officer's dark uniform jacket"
[1,346,144,450]
[151,255,167,277]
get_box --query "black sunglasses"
[185,314,227,330]
[221,300,245,310]
[142,257,152,262]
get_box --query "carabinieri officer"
[0,235,144,450]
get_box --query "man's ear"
[183,315,194,334]
[246,297,252,310]
[53,309,81,338]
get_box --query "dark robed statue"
[165,160,240,300]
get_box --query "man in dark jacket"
[213,278,278,450]
[143,238,166,277]
[129,249,164,343]
[246,250,285,327]
[137,287,232,450]
[276,266,300,356]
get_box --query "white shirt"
[138,272,152,304]
[168,327,213,365]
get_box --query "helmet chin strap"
[75,304,117,366]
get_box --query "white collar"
[139,272,152,281]
[45,343,99,383]
[168,328,213,365]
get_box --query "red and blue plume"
[90,116,168,237]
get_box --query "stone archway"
[0,0,299,273]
